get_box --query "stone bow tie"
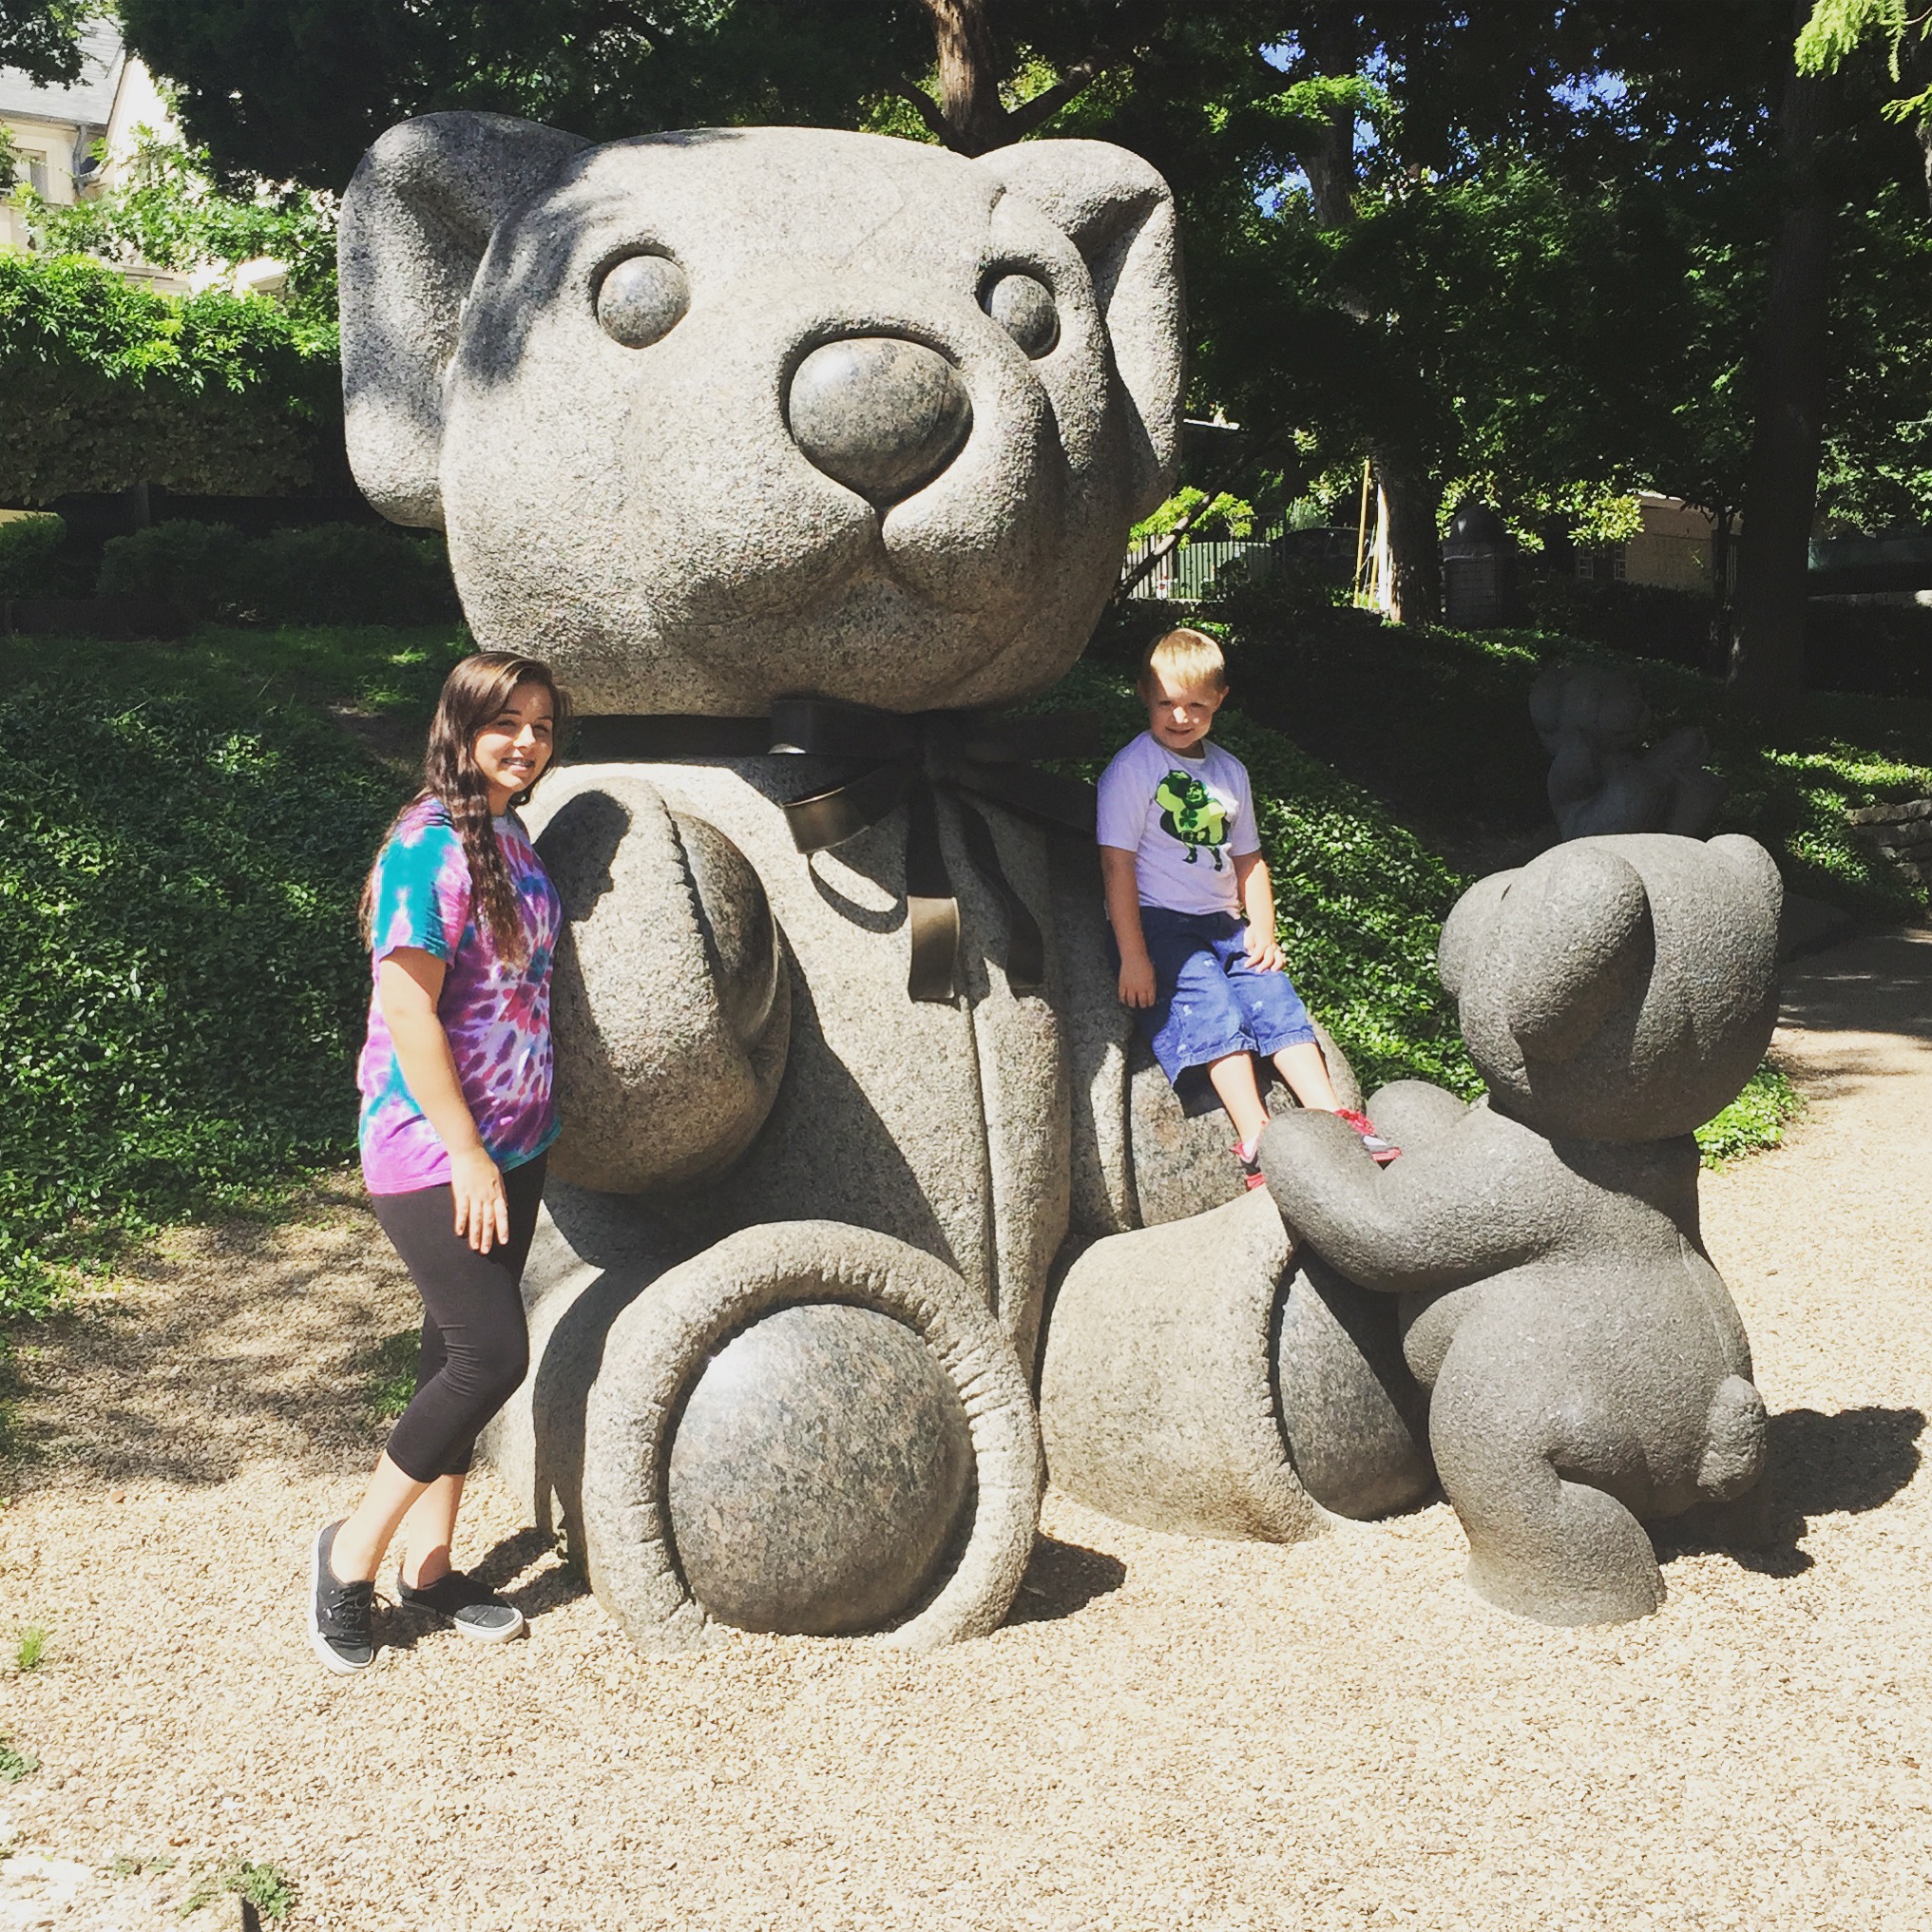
[569,698,1100,1002]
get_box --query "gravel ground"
[2,930,1928,1932]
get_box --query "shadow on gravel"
[1005,1534,1127,1626]
[475,1525,591,1622]
[1657,1404,1924,1579]
[1778,931,1932,1044]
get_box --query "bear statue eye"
[595,253,690,349]
[983,271,1059,357]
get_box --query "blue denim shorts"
[1131,907,1317,1086]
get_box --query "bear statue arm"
[530,773,792,1197]
[1259,1097,1545,1294]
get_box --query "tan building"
[1578,493,1735,597]
[3,25,287,300]
[0,21,195,291]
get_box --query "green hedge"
[0,514,66,595]
[0,252,340,503]
[98,521,460,625]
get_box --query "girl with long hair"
[308,651,568,1674]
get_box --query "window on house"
[20,151,50,196]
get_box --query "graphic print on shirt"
[1156,768,1231,869]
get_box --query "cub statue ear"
[338,112,591,528]
[976,140,1184,520]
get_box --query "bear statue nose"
[787,336,971,507]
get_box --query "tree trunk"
[1374,455,1442,625]
[912,0,1007,155]
[1729,34,1838,710]
[1297,13,1360,229]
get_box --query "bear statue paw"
[574,1222,1041,1651]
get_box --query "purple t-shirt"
[356,799,562,1196]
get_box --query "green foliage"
[107,1853,179,1878]
[0,1733,37,1782]
[1050,659,1477,1097]
[12,1625,48,1672]
[13,133,340,326]
[0,0,95,86]
[1130,487,1256,545]
[181,1859,297,1921]
[99,521,459,625]
[0,516,66,596]
[1696,1060,1806,1166]
[0,625,467,1318]
[0,252,339,504]
[363,1329,420,1422]
[1797,0,1932,118]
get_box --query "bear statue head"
[1436,833,1783,1142]
[337,114,1183,718]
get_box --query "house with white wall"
[0,20,197,290]
[2,23,286,300]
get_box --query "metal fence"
[1120,529,1357,602]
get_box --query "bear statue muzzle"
[786,335,973,507]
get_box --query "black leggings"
[371,1154,547,1484]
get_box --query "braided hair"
[360,652,567,966]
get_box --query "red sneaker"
[1233,1142,1269,1192]
[1336,1108,1401,1164]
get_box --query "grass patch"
[181,1858,298,1921]
[363,1329,420,1422]
[108,1853,179,1878]
[6,608,1828,1326]
[11,1625,48,1672]
[0,1736,37,1783]
[1695,1060,1807,1167]
[0,625,465,1319]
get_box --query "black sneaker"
[308,1521,375,1674]
[394,1568,526,1643]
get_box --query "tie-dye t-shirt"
[356,799,563,1196]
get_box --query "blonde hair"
[1137,626,1228,698]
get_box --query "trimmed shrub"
[234,525,458,625]
[97,520,458,625]
[0,514,67,595]
[0,253,339,503]
[96,520,249,619]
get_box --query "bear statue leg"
[1429,1353,1665,1627]
[1040,1191,1434,1540]
[566,1221,1041,1653]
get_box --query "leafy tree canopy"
[11,132,340,324]
[0,0,95,86]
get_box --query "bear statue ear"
[1438,870,1513,1001]
[1497,844,1655,1062]
[338,112,592,528]
[976,140,1184,520]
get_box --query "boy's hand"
[1245,928,1286,973]
[1118,954,1157,1008]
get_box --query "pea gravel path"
[2,930,1928,1932]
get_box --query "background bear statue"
[1530,661,1728,843]
[339,112,1387,1653]
[1259,833,1783,1626]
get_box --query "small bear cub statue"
[1261,832,1783,1626]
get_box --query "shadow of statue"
[1004,1534,1128,1626]
[1656,1403,1925,1578]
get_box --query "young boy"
[1097,627,1398,1189]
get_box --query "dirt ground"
[1,930,1927,1932]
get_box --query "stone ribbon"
[570,699,1099,1002]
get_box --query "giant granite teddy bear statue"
[337,112,1397,1653]
[1257,832,1782,1625]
